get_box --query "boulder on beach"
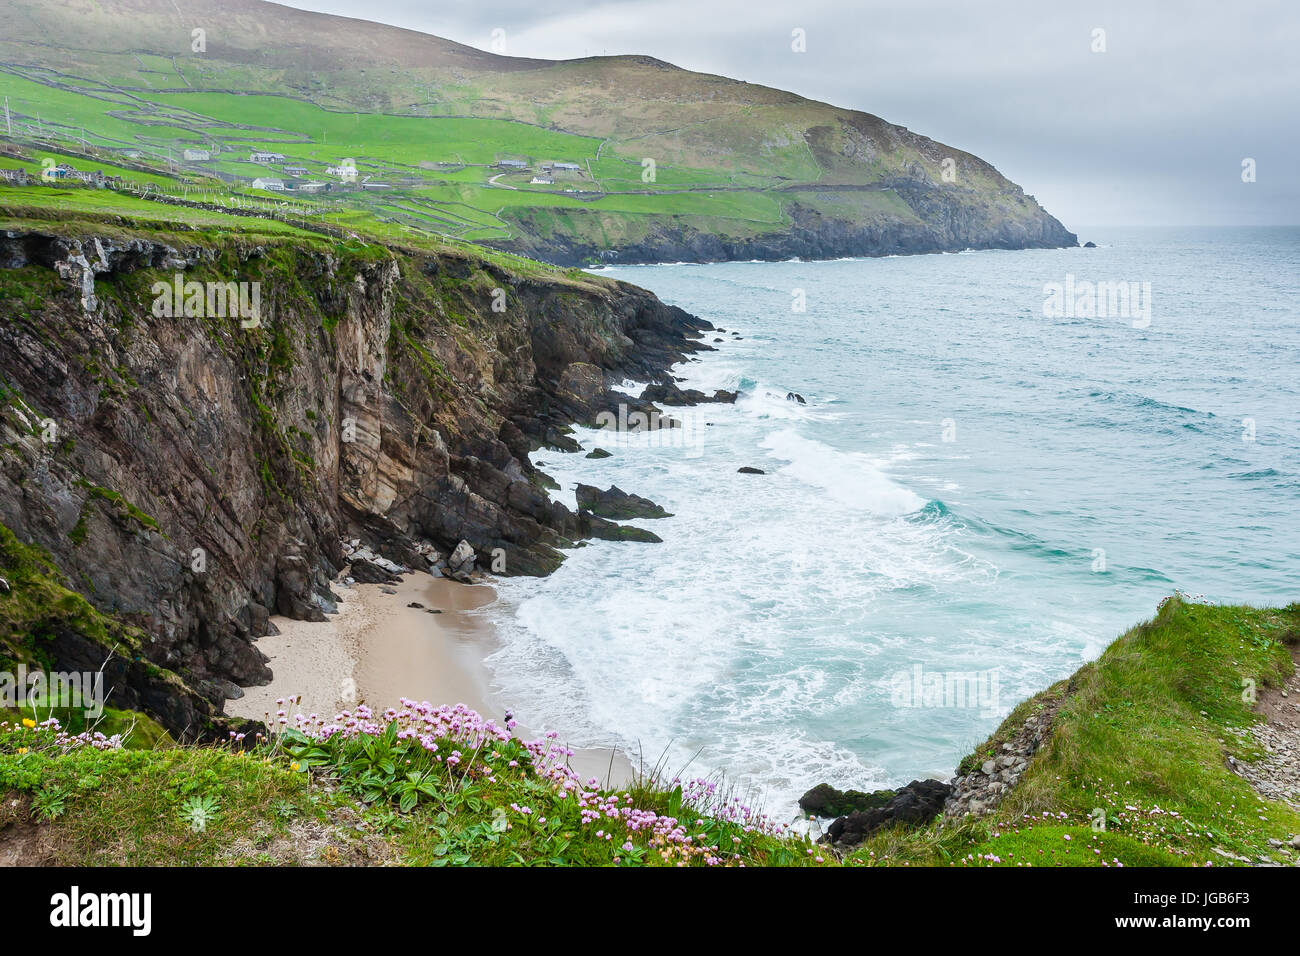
[442,539,478,583]
[350,557,401,585]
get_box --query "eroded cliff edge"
[0,215,712,738]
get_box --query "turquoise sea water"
[483,227,1300,814]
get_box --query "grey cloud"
[283,0,1300,227]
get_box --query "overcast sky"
[281,0,1299,230]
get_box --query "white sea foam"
[480,235,1298,815]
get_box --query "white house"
[530,176,554,185]
[183,148,211,162]
[251,177,285,191]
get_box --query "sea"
[480,226,1300,815]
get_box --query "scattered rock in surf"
[578,511,663,543]
[425,608,442,614]
[713,337,724,343]
[786,392,806,405]
[576,483,672,520]
[1083,241,1097,248]
[586,447,612,459]
[640,381,737,405]
[737,466,766,474]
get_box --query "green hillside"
[0,0,1075,264]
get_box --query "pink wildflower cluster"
[276,699,792,865]
[680,778,785,834]
[1,716,123,752]
[287,699,513,753]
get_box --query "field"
[0,66,813,254]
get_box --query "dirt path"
[1237,643,1300,808]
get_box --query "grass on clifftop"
[849,595,1300,867]
[0,702,828,867]
[1,595,1295,866]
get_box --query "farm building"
[283,165,309,176]
[530,176,554,185]
[250,151,287,163]
[496,159,528,169]
[296,181,330,193]
[183,148,211,161]
[251,177,285,191]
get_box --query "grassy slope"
[0,0,1066,260]
[1,596,1295,866]
[850,597,1300,867]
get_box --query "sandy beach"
[228,571,632,788]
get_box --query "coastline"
[227,573,634,788]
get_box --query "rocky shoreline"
[0,222,720,740]
[800,685,1068,851]
[491,181,1078,268]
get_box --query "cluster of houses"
[251,177,332,194]
[245,154,397,193]
[496,158,584,187]
[0,162,120,188]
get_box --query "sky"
[279,0,1300,229]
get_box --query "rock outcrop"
[575,484,672,520]
[821,779,954,848]
[798,782,897,819]
[0,224,710,737]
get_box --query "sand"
[228,571,632,787]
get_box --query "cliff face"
[494,183,1076,267]
[0,223,710,736]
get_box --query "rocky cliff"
[496,182,1077,267]
[0,216,712,738]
